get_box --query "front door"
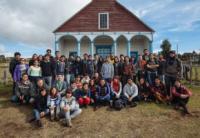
[96,45,112,58]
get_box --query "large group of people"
[9,49,192,128]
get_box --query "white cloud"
[0,0,91,47]
[0,44,12,57]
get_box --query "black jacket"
[9,58,20,77]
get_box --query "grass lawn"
[0,84,200,138]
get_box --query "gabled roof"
[54,0,154,33]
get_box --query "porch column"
[113,41,117,56]
[77,41,81,56]
[149,41,153,53]
[55,40,59,51]
[91,41,94,58]
[127,40,131,57]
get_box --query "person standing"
[165,51,182,96]
[40,54,54,88]
[101,56,114,83]
[9,52,21,95]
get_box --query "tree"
[160,39,172,58]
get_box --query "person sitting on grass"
[89,79,98,110]
[47,87,61,121]
[77,83,91,108]
[75,75,83,90]
[35,79,50,96]
[30,88,49,128]
[151,77,170,104]
[60,89,82,127]
[96,79,111,106]
[53,74,67,97]
[137,78,152,102]
[110,76,122,107]
[123,78,138,107]
[171,80,192,115]
[11,73,34,104]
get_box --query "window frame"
[98,12,109,30]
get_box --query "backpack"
[114,99,125,110]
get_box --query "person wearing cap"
[60,89,82,127]
[123,78,138,107]
[171,80,192,115]
[165,50,182,96]
[13,58,29,82]
[96,79,111,106]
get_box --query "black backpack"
[114,99,125,110]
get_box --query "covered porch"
[55,32,153,58]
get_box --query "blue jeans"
[147,71,157,86]
[65,74,75,86]
[43,76,52,88]
[63,108,82,121]
[33,109,49,121]
[11,95,30,104]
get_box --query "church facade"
[53,0,154,58]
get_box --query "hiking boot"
[28,117,35,123]
[37,120,43,128]
[183,106,190,115]
[130,102,137,108]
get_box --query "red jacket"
[171,86,192,98]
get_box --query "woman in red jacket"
[171,80,192,114]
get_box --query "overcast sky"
[0,0,200,57]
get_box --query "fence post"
[3,69,7,85]
[189,61,192,85]
[195,66,199,82]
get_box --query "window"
[98,13,109,30]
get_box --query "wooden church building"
[53,0,154,58]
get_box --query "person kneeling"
[137,78,152,102]
[123,78,138,108]
[47,88,61,121]
[171,80,192,115]
[151,77,170,104]
[60,89,82,127]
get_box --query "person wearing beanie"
[60,89,82,127]
[165,50,182,96]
